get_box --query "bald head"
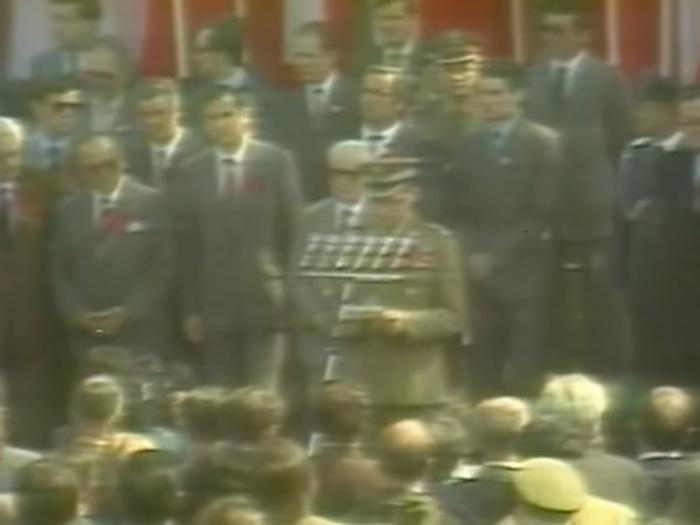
[327,141,370,204]
[473,397,530,459]
[378,420,434,483]
[639,387,696,451]
[0,119,23,180]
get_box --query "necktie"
[46,141,63,170]
[551,65,568,119]
[308,86,325,117]
[221,158,239,197]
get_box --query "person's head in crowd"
[361,158,421,228]
[135,79,183,144]
[522,375,608,458]
[192,20,245,83]
[79,41,132,98]
[472,397,530,463]
[15,459,81,525]
[252,439,315,524]
[201,88,251,152]
[538,4,593,61]
[326,141,372,206]
[360,66,404,128]
[73,133,125,194]
[633,77,680,139]
[477,59,525,125]
[196,498,264,525]
[371,0,418,48]
[509,458,586,524]
[69,375,125,432]
[117,450,179,525]
[181,443,258,521]
[435,31,484,98]
[0,119,24,181]
[637,387,697,453]
[290,21,339,85]
[377,420,434,486]
[29,79,84,137]
[426,416,466,480]
[174,387,228,445]
[48,0,101,51]
[313,380,368,442]
[677,85,700,149]
[219,387,284,444]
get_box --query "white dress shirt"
[150,128,185,183]
[361,122,401,157]
[305,74,336,117]
[216,140,249,196]
[93,176,126,225]
[549,51,586,95]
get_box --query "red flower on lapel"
[239,175,266,195]
[99,209,130,237]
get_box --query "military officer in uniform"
[324,158,468,431]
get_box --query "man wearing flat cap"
[330,157,468,430]
[497,458,636,525]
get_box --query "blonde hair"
[538,374,608,422]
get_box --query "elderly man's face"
[361,74,402,124]
[77,138,123,192]
[328,149,368,204]
[0,131,22,180]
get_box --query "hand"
[184,316,204,345]
[470,254,493,281]
[101,307,126,335]
[375,309,408,336]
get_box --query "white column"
[510,0,526,62]
[677,0,700,81]
[660,0,675,76]
[172,0,190,77]
[605,0,621,65]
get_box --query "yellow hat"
[512,458,586,513]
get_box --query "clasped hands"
[80,307,127,336]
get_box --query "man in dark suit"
[614,79,681,382]
[524,4,633,374]
[78,40,137,134]
[49,134,173,358]
[272,21,360,202]
[182,18,272,135]
[121,79,201,188]
[22,78,84,172]
[447,60,560,395]
[171,87,304,389]
[30,0,102,80]
[0,118,66,445]
[644,86,700,385]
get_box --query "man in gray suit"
[171,87,304,389]
[525,5,632,247]
[78,41,136,134]
[447,61,561,396]
[524,5,632,373]
[30,0,102,80]
[50,134,173,358]
[23,79,84,172]
[271,21,360,202]
[121,79,201,188]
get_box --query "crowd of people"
[0,0,699,522]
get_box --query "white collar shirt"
[216,140,249,195]
[361,122,401,156]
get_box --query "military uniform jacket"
[330,217,466,406]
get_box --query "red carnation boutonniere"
[13,192,42,231]
[239,174,266,195]
[99,209,130,237]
